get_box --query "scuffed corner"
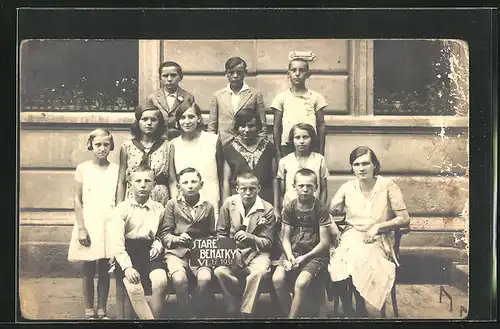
[460,197,470,258]
[18,282,39,320]
[447,40,470,117]
[461,196,470,298]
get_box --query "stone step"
[19,242,466,285]
[450,263,468,292]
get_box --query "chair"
[380,226,410,318]
[329,225,410,318]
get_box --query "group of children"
[68,56,342,320]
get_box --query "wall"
[19,39,469,282]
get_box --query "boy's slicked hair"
[288,58,310,71]
[130,164,154,177]
[225,56,247,71]
[177,167,202,181]
[158,61,183,79]
[293,168,318,186]
[86,128,115,151]
[236,171,260,185]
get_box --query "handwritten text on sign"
[190,237,238,267]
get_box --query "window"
[374,40,455,116]
[20,40,138,111]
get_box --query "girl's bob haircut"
[232,108,263,135]
[86,128,115,151]
[131,105,166,141]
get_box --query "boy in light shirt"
[110,166,168,319]
[271,58,328,158]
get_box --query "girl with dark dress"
[221,109,279,215]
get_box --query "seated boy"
[156,167,216,318]
[109,166,169,319]
[146,61,195,140]
[271,57,328,158]
[208,56,268,146]
[271,168,336,318]
[214,172,276,318]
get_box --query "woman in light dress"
[170,102,224,221]
[328,146,410,316]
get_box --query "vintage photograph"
[18,39,469,320]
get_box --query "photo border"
[9,6,497,326]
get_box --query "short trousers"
[165,253,212,279]
[114,239,166,296]
[277,253,328,287]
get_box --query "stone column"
[138,40,162,108]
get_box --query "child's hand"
[78,227,91,247]
[294,255,307,268]
[180,232,192,242]
[274,210,282,223]
[124,267,141,284]
[283,259,293,272]
[234,230,252,243]
[179,233,192,246]
[176,233,191,246]
[149,247,160,261]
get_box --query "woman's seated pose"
[328,146,410,317]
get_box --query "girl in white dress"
[68,129,119,320]
[171,102,223,221]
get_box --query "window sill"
[324,115,468,128]
[20,112,468,129]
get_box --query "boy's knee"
[272,267,286,281]
[197,270,212,286]
[294,275,312,293]
[171,271,188,287]
[214,266,229,279]
[123,280,144,298]
[249,265,269,277]
[198,277,212,290]
[150,270,168,291]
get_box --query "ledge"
[20,112,469,128]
